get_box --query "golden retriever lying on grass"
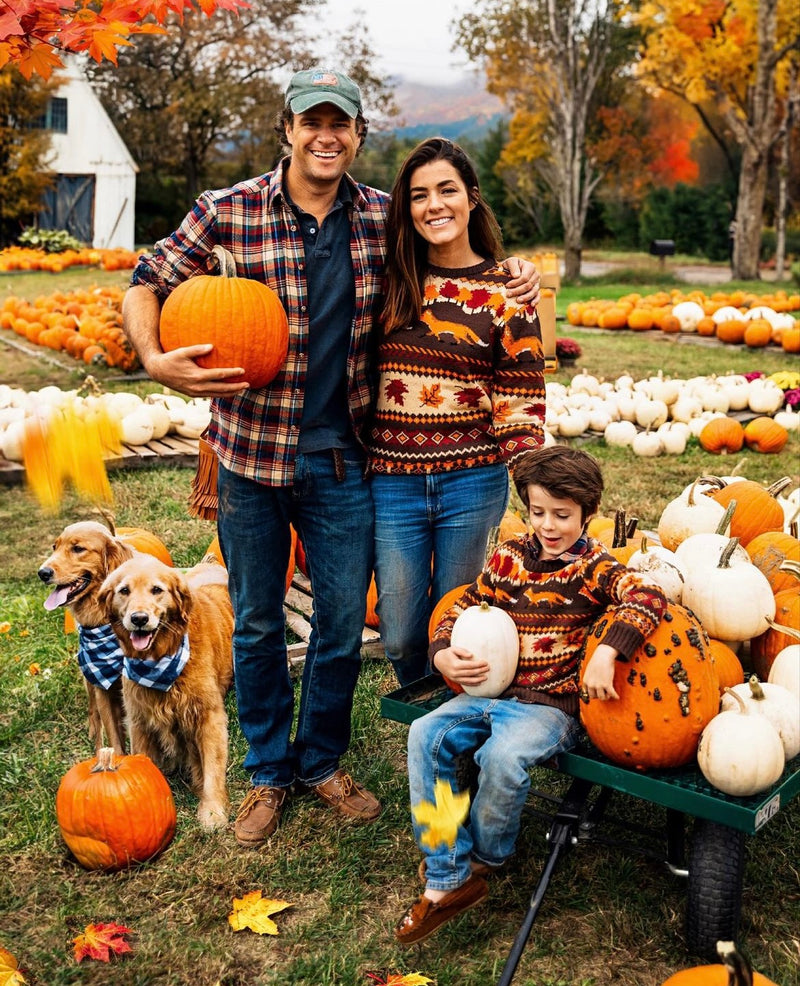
[38,521,134,755]
[99,553,234,830]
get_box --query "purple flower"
[743,371,765,381]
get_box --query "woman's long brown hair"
[381,137,504,333]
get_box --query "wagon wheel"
[685,818,746,960]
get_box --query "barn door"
[39,174,95,244]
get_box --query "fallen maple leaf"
[0,946,27,985]
[228,891,293,935]
[72,922,133,963]
[365,972,434,985]
[412,779,470,851]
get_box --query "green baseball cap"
[285,68,363,118]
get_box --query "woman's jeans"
[372,464,509,686]
[407,694,582,891]
[217,451,373,789]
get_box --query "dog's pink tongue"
[44,587,70,611]
[130,632,154,651]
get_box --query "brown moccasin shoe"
[395,874,489,946]
[312,769,381,822]
[234,786,287,847]
[417,857,496,883]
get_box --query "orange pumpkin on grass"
[56,748,176,871]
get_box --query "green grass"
[1,265,799,986]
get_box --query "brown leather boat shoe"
[234,786,288,847]
[395,874,489,946]
[312,769,381,822]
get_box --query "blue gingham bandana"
[123,634,190,692]
[77,623,125,690]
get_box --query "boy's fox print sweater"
[429,535,668,717]
[367,260,545,474]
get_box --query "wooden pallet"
[0,434,200,485]
[284,571,383,666]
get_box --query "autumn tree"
[0,66,56,246]
[85,2,398,238]
[0,0,248,79]
[634,0,800,279]
[456,0,639,279]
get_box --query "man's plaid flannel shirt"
[131,159,389,487]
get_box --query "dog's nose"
[130,612,150,628]
[38,567,53,583]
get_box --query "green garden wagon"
[381,675,800,985]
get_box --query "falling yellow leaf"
[412,779,470,851]
[0,946,27,985]
[228,891,293,935]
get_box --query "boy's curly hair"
[513,446,604,522]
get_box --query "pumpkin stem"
[778,558,800,582]
[764,615,800,641]
[716,940,755,986]
[211,244,238,278]
[93,505,117,536]
[714,500,736,536]
[695,475,727,493]
[747,675,767,700]
[625,516,639,538]
[612,509,627,548]
[718,537,741,569]
[478,601,491,612]
[767,476,793,499]
[722,687,748,715]
[90,747,120,773]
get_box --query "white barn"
[38,57,138,251]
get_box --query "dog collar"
[77,623,125,690]
[123,634,190,692]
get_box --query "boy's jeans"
[407,693,582,891]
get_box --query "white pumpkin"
[626,537,686,603]
[450,601,520,698]
[631,429,662,457]
[634,398,668,430]
[711,305,744,324]
[657,479,731,552]
[669,394,703,424]
[747,379,785,415]
[681,538,776,643]
[773,407,800,431]
[721,676,800,760]
[768,644,800,700]
[120,407,156,446]
[671,300,705,332]
[656,422,688,455]
[697,688,785,796]
[604,419,638,448]
[569,370,601,396]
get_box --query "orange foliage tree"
[0,0,250,80]
[633,0,800,279]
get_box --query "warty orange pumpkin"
[579,603,720,770]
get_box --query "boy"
[395,445,667,945]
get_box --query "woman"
[368,137,545,687]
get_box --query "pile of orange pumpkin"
[0,285,139,371]
[0,245,140,272]
[566,288,800,352]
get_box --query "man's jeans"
[407,694,581,891]
[217,450,373,788]
[372,464,509,686]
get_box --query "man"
[122,66,539,848]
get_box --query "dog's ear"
[97,568,120,618]
[103,536,133,576]
[171,571,194,626]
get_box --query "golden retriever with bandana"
[99,553,234,830]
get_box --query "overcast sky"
[311,0,475,85]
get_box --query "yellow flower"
[0,621,11,633]
[28,663,41,676]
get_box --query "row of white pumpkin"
[546,370,798,453]
[0,384,212,462]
